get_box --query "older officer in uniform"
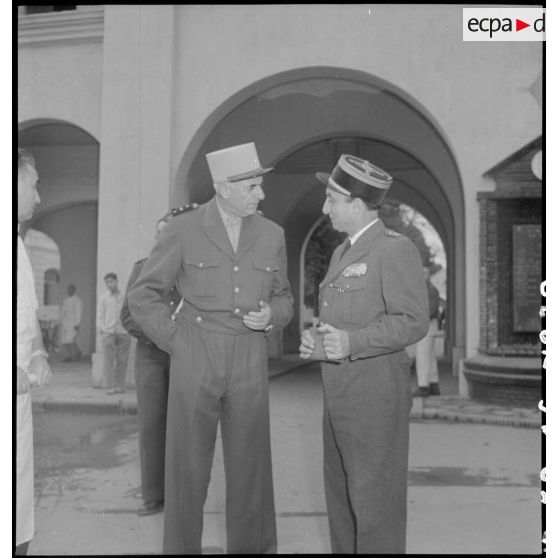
[299,154,428,554]
[120,205,194,516]
[128,142,294,554]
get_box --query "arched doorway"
[23,229,62,353]
[173,67,464,370]
[278,137,453,356]
[18,119,99,356]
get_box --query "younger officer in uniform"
[120,205,194,516]
[128,142,294,554]
[299,154,429,554]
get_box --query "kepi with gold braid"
[317,154,393,207]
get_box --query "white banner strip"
[463,8,545,41]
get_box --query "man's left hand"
[29,355,52,387]
[243,301,272,331]
[318,323,350,360]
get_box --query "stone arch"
[18,119,99,356]
[173,67,464,368]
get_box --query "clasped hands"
[299,323,350,361]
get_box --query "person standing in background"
[413,266,442,397]
[59,284,82,362]
[16,148,52,555]
[97,273,131,394]
[120,205,194,516]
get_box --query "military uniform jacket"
[128,197,294,352]
[120,258,182,346]
[319,220,428,361]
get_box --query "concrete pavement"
[32,354,541,429]
[27,362,541,555]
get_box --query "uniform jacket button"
[234,308,240,314]
[234,287,240,293]
[196,316,202,323]
[233,265,239,272]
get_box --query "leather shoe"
[429,382,441,396]
[137,500,164,516]
[413,386,430,398]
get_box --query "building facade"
[18,5,543,397]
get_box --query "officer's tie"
[338,239,351,260]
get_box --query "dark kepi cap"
[316,154,393,206]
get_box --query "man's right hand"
[299,329,315,359]
[17,366,30,394]
[29,355,52,387]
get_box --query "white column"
[93,5,176,387]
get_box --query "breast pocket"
[252,257,280,300]
[331,276,367,325]
[182,254,221,298]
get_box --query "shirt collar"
[215,197,242,226]
[349,218,379,245]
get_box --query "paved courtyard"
[25,363,542,555]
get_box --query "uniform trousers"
[135,340,170,503]
[101,332,131,390]
[322,356,413,554]
[163,318,277,554]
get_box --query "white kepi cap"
[205,142,273,183]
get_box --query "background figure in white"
[413,266,441,397]
[59,284,82,361]
[97,272,131,394]
[17,148,52,555]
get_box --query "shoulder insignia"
[256,210,281,227]
[385,229,401,238]
[171,203,199,217]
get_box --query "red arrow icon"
[516,19,530,31]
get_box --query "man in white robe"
[16,149,52,555]
[59,284,82,361]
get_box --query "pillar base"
[462,354,541,407]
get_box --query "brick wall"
[469,380,540,408]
